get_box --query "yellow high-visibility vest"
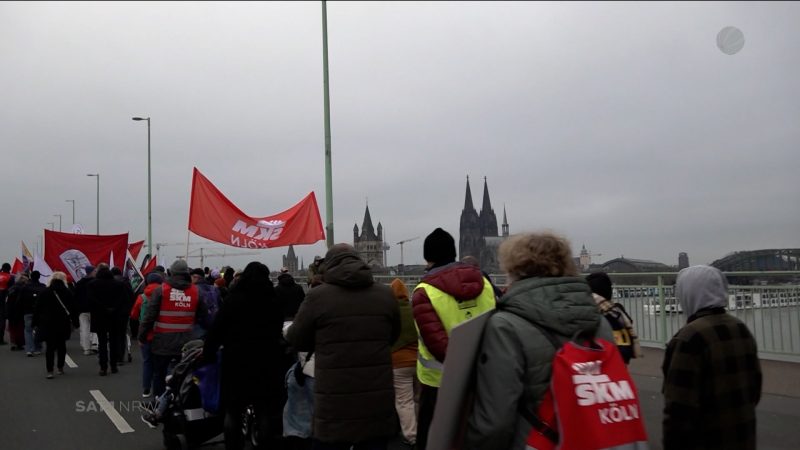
[414,278,496,387]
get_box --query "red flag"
[10,258,23,275]
[188,168,325,249]
[141,255,158,275]
[44,230,128,282]
[128,240,145,260]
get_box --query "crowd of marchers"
[0,227,763,450]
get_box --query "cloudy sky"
[1,1,798,272]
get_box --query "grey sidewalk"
[630,347,800,450]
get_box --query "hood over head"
[500,276,602,338]
[322,244,374,288]
[277,272,296,286]
[676,265,728,319]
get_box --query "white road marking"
[65,355,78,368]
[89,390,135,434]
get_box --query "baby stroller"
[158,340,224,450]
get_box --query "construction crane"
[396,237,420,271]
[184,247,259,268]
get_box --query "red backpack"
[522,327,649,450]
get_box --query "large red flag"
[128,240,145,260]
[141,255,158,275]
[10,258,23,275]
[188,168,325,249]
[44,230,128,282]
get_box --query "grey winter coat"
[465,276,613,450]
[138,274,208,356]
[287,251,401,444]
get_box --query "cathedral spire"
[481,176,493,214]
[502,204,509,237]
[464,175,475,211]
[362,203,375,236]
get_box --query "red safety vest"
[154,283,200,334]
[0,272,11,291]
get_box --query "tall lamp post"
[322,1,334,248]
[87,173,100,234]
[132,117,152,257]
[53,214,62,232]
[65,200,75,225]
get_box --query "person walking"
[88,264,128,375]
[130,272,163,397]
[203,262,286,450]
[138,260,207,397]
[287,244,400,450]
[585,271,642,364]
[275,268,306,321]
[465,231,613,450]
[34,272,78,378]
[412,228,496,449]
[21,270,46,356]
[662,265,762,450]
[390,279,419,447]
[0,262,14,345]
[6,273,29,351]
[73,265,96,355]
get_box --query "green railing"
[290,271,800,362]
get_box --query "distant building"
[353,204,385,268]
[678,252,690,270]
[459,176,507,273]
[599,257,673,273]
[282,245,299,274]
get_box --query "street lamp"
[87,173,100,234]
[132,116,152,257]
[53,214,62,232]
[65,200,75,225]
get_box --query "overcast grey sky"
[1,1,798,272]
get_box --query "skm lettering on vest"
[169,289,192,308]
[572,361,639,424]
[230,219,285,248]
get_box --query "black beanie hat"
[586,272,613,300]
[423,228,456,264]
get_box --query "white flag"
[33,254,54,286]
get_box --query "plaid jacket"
[662,307,762,450]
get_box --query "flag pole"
[322,0,334,249]
[185,230,190,261]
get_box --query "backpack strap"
[518,321,564,445]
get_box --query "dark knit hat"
[190,268,205,277]
[145,272,163,285]
[170,259,190,275]
[586,272,613,300]
[423,228,456,264]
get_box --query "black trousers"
[45,339,67,372]
[151,353,179,397]
[97,326,122,370]
[416,384,439,450]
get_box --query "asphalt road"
[2,337,798,450]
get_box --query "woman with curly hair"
[465,231,613,450]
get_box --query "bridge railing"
[290,271,800,362]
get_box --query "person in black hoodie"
[275,268,306,321]
[73,265,96,355]
[21,271,47,356]
[34,272,79,378]
[88,264,128,376]
[204,262,285,450]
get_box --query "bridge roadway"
[1,339,798,450]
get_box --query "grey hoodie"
[676,265,728,319]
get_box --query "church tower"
[354,204,385,267]
[282,245,299,274]
[479,177,499,238]
[459,176,482,261]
